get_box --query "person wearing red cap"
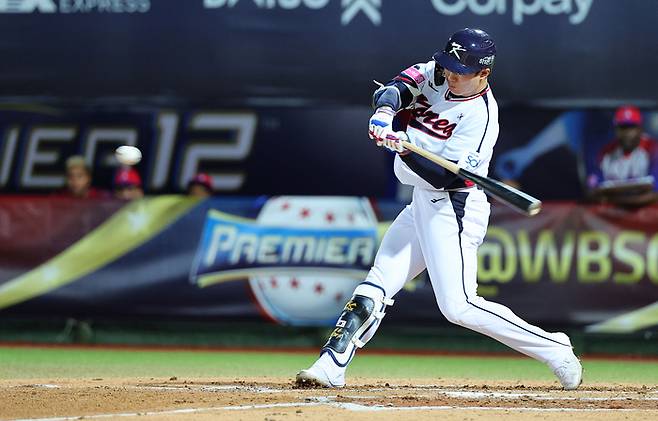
[186,173,214,198]
[588,106,658,206]
[114,167,144,201]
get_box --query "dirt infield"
[2,377,657,421]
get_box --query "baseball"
[115,145,142,166]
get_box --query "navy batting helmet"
[433,28,496,75]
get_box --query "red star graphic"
[325,212,335,223]
[347,213,355,223]
[281,202,290,211]
[334,292,344,303]
[314,283,324,294]
[270,277,278,288]
[300,208,310,218]
[290,278,300,289]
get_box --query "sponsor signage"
[0,0,150,13]
[0,197,657,329]
[190,209,377,287]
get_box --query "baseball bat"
[397,133,542,216]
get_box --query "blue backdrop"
[0,0,657,105]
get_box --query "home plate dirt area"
[2,377,657,421]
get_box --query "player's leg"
[296,204,426,387]
[414,189,582,389]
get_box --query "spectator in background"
[55,155,107,198]
[186,173,214,198]
[114,167,144,201]
[587,106,658,207]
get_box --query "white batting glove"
[368,106,396,143]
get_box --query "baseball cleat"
[552,352,583,390]
[295,369,331,388]
[295,361,345,388]
[550,332,583,390]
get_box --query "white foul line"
[10,400,658,421]
[11,402,323,421]
[333,402,656,412]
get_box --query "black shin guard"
[321,283,394,366]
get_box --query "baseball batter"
[296,28,582,390]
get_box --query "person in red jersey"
[588,106,658,206]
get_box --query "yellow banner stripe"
[0,196,200,310]
[586,301,658,333]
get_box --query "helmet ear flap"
[434,64,445,86]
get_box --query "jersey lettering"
[408,96,457,140]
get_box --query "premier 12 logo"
[0,110,257,192]
[189,209,378,287]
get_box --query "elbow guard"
[372,85,401,111]
[372,81,414,111]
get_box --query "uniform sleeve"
[649,140,658,191]
[372,61,435,111]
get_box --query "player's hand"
[368,107,395,143]
[380,132,406,153]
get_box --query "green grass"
[0,346,656,384]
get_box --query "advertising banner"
[0,196,657,331]
[0,105,387,196]
[3,104,656,201]
[0,1,657,105]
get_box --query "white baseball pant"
[363,187,572,366]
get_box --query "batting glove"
[368,107,396,143]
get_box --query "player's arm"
[369,62,434,153]
[649,140,658,192]
[400,153,460,189]
[372,62,432,111]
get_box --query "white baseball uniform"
[361,60,573,367]
[299,59,580,389]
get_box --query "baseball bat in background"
[396,132,542,216]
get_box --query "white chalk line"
[438,390,658,401]
[128,384,287,393]
[129,383,658,401]
[10,402,323,421]
[14,383,658,402]
[10,399,658,421]
[333,402,656,413]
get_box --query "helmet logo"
[448,42,467,60]
[479,55,494,66]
